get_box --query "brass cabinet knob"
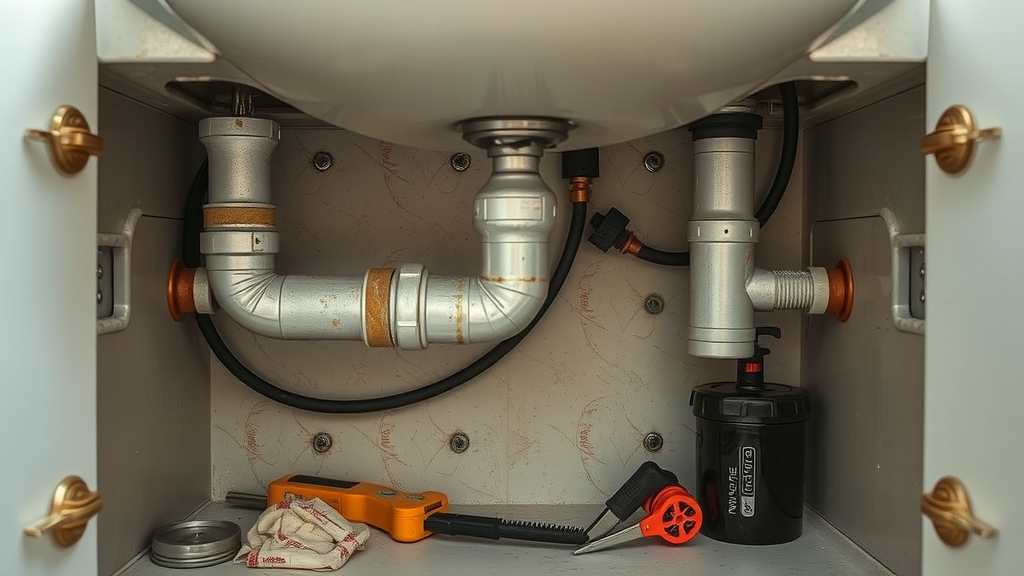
[921,105,1001,175]
[24,476,103,547]
[921,476,996,548]
[24,105,103,176]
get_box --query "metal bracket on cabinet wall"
[97,208,142,335]
[881,208,925,335]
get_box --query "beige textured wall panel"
[209,125,804,504]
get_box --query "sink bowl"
[166,0,861,150]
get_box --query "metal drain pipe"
[686,113,853,359]
[193,116,571,349]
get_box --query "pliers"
[574,461,702,554]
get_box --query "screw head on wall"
[450,152,472,172]
[313,152,333,172]
[643,432,664,453]
[644,294,665,315]
[312,432,333,453]
[449,432,470,454]
[643,152,665,173]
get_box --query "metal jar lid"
[151,520,241,568]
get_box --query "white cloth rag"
[234,497,370,571]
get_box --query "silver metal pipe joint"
[687,134,829,359]
[747,268,830,315]
[196,116,568,349]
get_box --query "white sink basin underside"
[167,0,860,150]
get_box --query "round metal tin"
[151,548,238,569]
[151,519,241,567]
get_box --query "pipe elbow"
[467,277,547,342]
[422,275,546,345]
[206,268,286,338]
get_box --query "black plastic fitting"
[688,112,764,142]
[561,147,601,179]
[588,208,630,252]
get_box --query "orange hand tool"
[266,474,449,543]
[573,485,703,554]
[228,474,588,545]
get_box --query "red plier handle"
[573,484,702,554]
[638,485,702,544]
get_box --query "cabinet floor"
[116,501,894,576]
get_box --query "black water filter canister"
[689,327,810,545]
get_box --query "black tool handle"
[424,513,587,545]
[606,461,678,520]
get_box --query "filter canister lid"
[690,382,810,425]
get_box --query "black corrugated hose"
[181,161,588,413]
[632,81,799,267]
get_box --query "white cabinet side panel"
[97,89,206,228]
[96,90,209,576]
[804,88,925,576]
[97,217,211,576]
[808,217,923,576]
[1,2,99,576]
[924,0,1024,573]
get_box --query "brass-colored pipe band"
[569,176,592,203]
[364,268,395,347]
[203,205,277,228]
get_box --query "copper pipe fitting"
[568,176,592,203]
[167,258,197,321]
[621,232,643,256]
[825,259,855,322]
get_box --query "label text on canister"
[727,466,738,515]
[740,446,756,518]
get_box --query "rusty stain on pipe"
[479,275,539,283]
[365,268,395,347]
[454,277,465,344]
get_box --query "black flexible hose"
[754,81,799,227]
[636,245,689,267]
[181,161,208,269]
[633,81,799,266]
[182,162,588,413]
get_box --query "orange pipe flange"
[825,259,855,322]
[167,258,197,321]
